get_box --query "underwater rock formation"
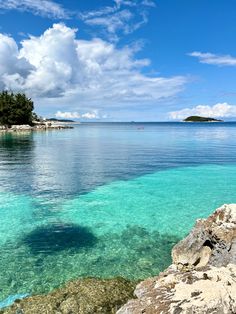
[118,204,236,314]
[1,278,135,314]
[2,204,235,314]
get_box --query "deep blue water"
[0,122,236,301]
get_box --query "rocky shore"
[118,204,236,314]
[0,123,73,132]
[1,204,235,313]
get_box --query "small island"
[46,118,75,123]
[183,115,223,122]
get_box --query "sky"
[0,0,236,121]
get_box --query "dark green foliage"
[0,91,34,126]
[184,115,223,122]
[47,118,74,123]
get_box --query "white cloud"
[55,110,99,120]
[81,111,99,119]
[0,23,186,115]
[114,0,156,8]
[114,0,135,7]
[85,9,133,34]
[0,33,34,90]
[169,103,236,120]
[55,111,81,119]
[141,0,156,7]
[0,0,68,18]
[78,6,117,20]
[79,0,154,41]
[0,0,155,41]
[188,51,236,66]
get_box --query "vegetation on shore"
[47,118,75,123]
[183,115,223,122]
[0,91,74,131]
[0,91,36,127]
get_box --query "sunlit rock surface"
[118,204,236,314]
[172,203,236,269]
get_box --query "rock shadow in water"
[22,223,97,255]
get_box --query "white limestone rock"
[118,204,236,314]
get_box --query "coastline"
[182,120,223,123]
[1,204,235,313]
[0,124,73,133]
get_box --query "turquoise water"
[0,123,236,301]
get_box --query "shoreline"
[1,204,235,313]
[0,124,74,133]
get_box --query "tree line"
[0,91,36,126]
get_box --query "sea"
[0,122,236,302]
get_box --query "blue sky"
[0,0,236,121]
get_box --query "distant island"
[47,118,75,123]
[183,115,223,122]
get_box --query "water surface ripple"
[0,122,236,301]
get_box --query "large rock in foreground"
[172,204,236,269]
[118,264,236,314]
[1,278,135,314]
[118,204,236,314]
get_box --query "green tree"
[0,91,34,126]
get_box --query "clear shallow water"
[0,122,236,301]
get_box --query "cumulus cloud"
[0,23,186,114]
[188,51,236,66]
[0,33,34,90]
[0,0,69,18]
[55,110,99,120]
[169,103,236,120]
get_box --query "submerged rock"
[2,204,236,314]
[118,204,236,314]
[0,294,29,310]
[1,278,135,314]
